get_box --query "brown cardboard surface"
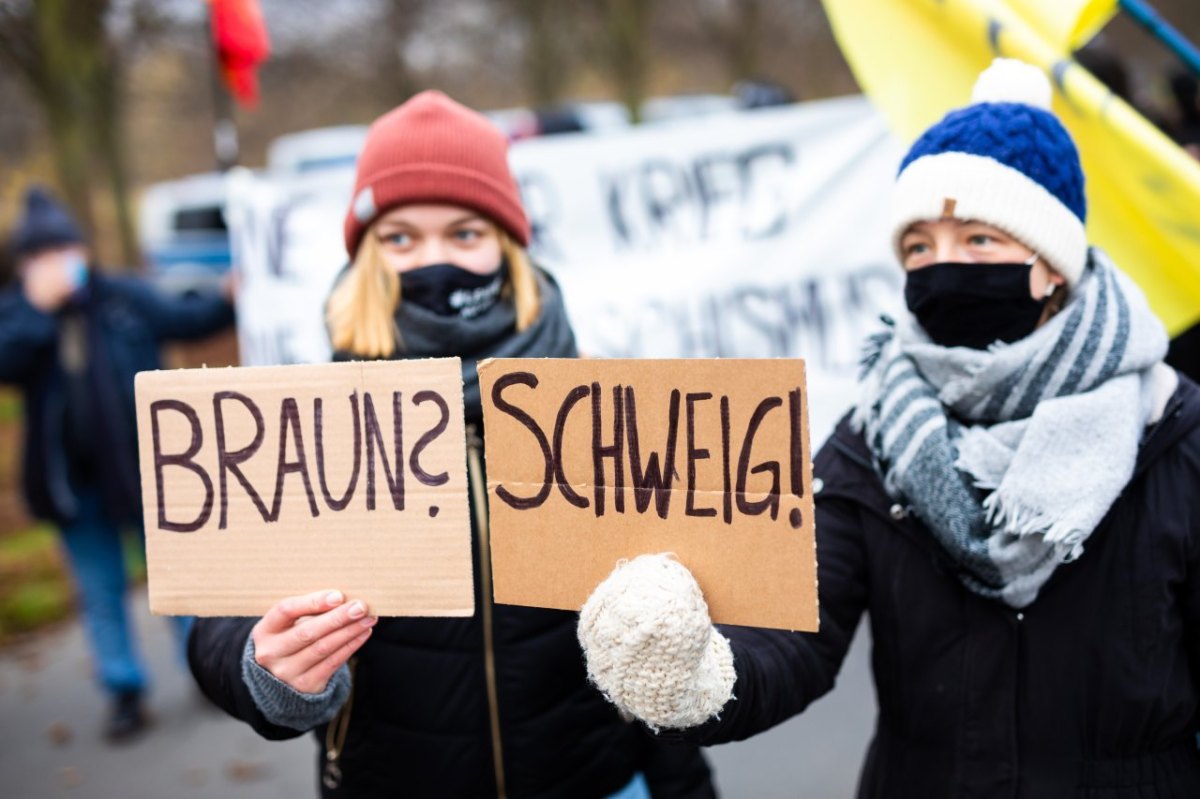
[478,358,817,631]
[134,359,473,617]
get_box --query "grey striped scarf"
[853,249,1175,608]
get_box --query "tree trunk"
[0,0,135,264]
[604,0,652,123]
[695,0,764,85]
[94,57,139,267]
[728,0,763,82]
[383,0,425,106]
[31,0,102,238]
[516,0,571,107]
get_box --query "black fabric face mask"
[904,256,1052,350]
[400,260,506,318]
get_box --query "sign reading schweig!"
[478,358,817,631]
[134,359,473,617]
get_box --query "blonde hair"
[326,224,541,359]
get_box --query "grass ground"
[0,525,72,645]
[0,524,146,647]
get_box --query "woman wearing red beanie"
[188,91,715,799]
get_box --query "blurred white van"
[265,125,368,175]
[137,172,232,291]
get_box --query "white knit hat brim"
[891,152,1087,285]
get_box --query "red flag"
[210,0,271,107]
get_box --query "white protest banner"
[226,167,354,366]
[227,97,905,443]
[511,97,905,442]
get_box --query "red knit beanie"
[343,90,531,258]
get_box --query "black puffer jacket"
[189,425,715,799]
[677,374,1200,798]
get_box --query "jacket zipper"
[466,424,507,799]
[1011,610,1024,799]
[322,657,358,790]
[47,382,78,519]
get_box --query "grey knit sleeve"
[240,635,351,731]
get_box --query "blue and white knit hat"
[891,58,1088,285]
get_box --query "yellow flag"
[823,0,1200,335]
[1007,0,1117,52]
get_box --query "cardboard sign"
[134,359,474,617]
[478,358,817,631]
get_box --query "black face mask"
[904,257,1052,350]
[401,260,506,318]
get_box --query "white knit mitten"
[578,554,736,730]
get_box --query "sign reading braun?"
[148,385,453,532]
[133,359,474,618]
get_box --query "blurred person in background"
[0,186,235,741]
[577,59,1200,798]
[189,91,716,799]
[0,234,15,288]
[1163,68,1200,383]
[1074,40,1175,132]
[733,78,795,109]
[1169,68,1200,161]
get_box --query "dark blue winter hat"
[11,186,85,257]
[891,59,1088,284]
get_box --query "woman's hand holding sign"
[251,590,377,694]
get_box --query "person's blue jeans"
[606,773,650,799]
[58,485,191,697]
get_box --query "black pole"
[1119,0,1200,78]
[207,12,239,172]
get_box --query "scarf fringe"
[859,327,893,380]
[981,490,1088,562]
[852,326,896,434]
[953,433,1001,492]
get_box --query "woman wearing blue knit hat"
[576,59,1200,797]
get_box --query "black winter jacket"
[0,274,233,524]
[680,374,1200,798]
[189,427,716,799]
